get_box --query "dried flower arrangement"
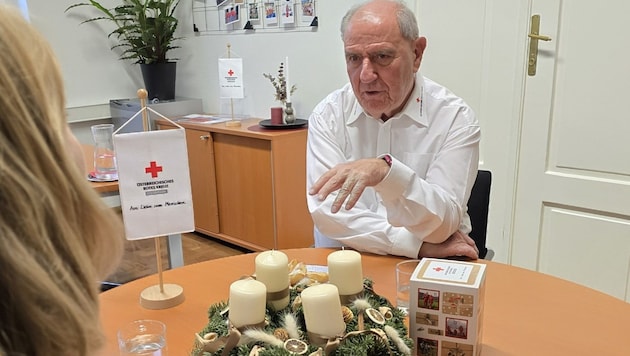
[263,62,297,103]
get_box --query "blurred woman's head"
[0,5,124,355]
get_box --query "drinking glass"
[118,319,167,356]
[396,259,420,314]
[91,123,118,180]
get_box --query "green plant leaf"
[65,0,181,64]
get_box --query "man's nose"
[359,57,377,83]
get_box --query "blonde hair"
[0,6,124,355]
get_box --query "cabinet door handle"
[200,135,210,140]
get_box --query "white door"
[416,0,529,263]
[512,0,630,301]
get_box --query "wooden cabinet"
[157,118,313,251]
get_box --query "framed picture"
[224,5,240,25]
[280,0,294,25]
[301,0,314,22]
[264,2,278,25]
[248,3,260,21]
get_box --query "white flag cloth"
[218,58,244,99]
[113,129,194,240]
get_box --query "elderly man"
[306,0,480,259]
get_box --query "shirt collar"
[347,74,427,126]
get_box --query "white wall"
[27,0,383,122]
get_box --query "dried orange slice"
[365,307,386,325]
[284,338,308,354]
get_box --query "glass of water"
[118,319,167,356]
[396,259,420,315]
[91,123,118,181]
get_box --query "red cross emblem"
[433,267,444,272]
[145,161,163,178]
[228,69,234,76]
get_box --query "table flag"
[219,58,244,99]
[114,127,194,240]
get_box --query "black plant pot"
[140,62,177,101]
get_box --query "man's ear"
[414,37,427,72]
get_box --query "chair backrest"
[467,170,492,259]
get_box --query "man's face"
[343,8,425,119]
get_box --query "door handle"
[528,14,553,76]
[528,33,552,41]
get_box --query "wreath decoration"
[192,260,413,356]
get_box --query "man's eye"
[346,55,362,66]
[373,53,394,66]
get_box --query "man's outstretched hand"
[309,158,390,213]
[418,231,479,260]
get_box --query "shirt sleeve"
[374,115,480,244]
[306,106,423,258]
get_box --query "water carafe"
[91,124,118,180]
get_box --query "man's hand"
[309,158,390,213]
[418,231,479,260]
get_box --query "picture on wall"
[264,2,278,26]
[280,0,294,25]
[301,0,314,23]
[225,5,240,25]
[248,3,260,21]
[216,0,229,7]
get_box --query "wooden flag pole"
[227,43,234,121]
[224,43,241,128]
[137,89,185,310]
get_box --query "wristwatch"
[381,154,392,167]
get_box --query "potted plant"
[65,0,181,101]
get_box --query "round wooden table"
[99,248,630,355]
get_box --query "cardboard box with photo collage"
[409,258,486,356]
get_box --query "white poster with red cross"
[113,128,194,240]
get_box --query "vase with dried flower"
[263,62,297,124]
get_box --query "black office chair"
[467,170,493,259]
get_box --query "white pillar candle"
[285,56,291,103]
[301,284,346,338]
[228,279,267,328]
[255,250,290,310]
[327,250,364,296]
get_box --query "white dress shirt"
[306,74,480,258]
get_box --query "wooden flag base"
[225,120,241,127]
[140,283,185,310]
